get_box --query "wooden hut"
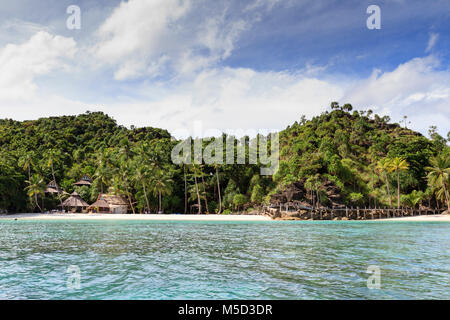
[59,191,89,213]
[88,196,110,213]
[88,194,128,214]
[73,175,93,187]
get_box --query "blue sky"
[0,0,449,138]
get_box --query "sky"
[0,0,449,138]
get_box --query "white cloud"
[92,0,264,80]
[426,33,439,53]
[0,31,77,101]
[103,67,344,137]
[343,55,450,135]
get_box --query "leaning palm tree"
[388,157,409,209]
[376,158,392,207]
[150,170,173,213]
[426,154,450,211]
[25,174,45,212]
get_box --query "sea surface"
[0,219,449,299]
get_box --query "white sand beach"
[0,213,272,221]
[1,213,449,222]
[378,214,450,222]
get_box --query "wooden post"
[346,207,349,219]
[311,209,314,220]
[320,208,322,220]
[364,209,367,220]
[331,209,333,220]
[357,207,360,220]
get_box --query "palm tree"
[19,152,35,182]
[133,164,151,214]
[426,154,450,211]
[388,157,409,209]
[25,174,45,212]
[150,169,173,213]
[45,149,64,209]
[376,158,392,207]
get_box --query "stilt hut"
[59,191,89,213]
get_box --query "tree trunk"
[384,172,392,207]
[194,175,201,214]
[123,175,135,214]
[443,181,450,211]
[184,164,187,214]
[216,166,222,214]
[201,174,209,213]
[142,181,150,214]
[396,169,400,209]
[51,161,63,210]
[35,193,42,212]
[159,190,162,212]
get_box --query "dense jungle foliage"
[0,103,449,214]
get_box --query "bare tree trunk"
[443,182,450,211]
[201,174,209,213]
[142,181,150,214]
[159,191,162,212]
[216,166,222,214]
[384,172,392,207]
[123,175,135,214]
[194,175,201,214]
[51,162,63,209]
[184,164,187,214]
[35,194,42,212]
[396,169,400,209]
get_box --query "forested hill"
[0,105,448,214]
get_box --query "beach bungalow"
[88,194,129,214]
[59,191,89,213]
[73,175,93,187]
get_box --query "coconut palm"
[376,158,392,207]
[388,157,409,209]
[426,154,450,210]
[19,152,35,182]
[150,169,173,213]
[25,174,45,212]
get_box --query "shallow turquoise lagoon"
[0,220,449,299]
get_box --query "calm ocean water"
[0,220,449,300]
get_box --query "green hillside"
[0,104,448,214]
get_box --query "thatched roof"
[46,180,64,194]
[73,175,93,186]
[88,198,110,210]
[59,192,89,208]
[96,194,128,206]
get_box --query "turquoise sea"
[0,220,449,300]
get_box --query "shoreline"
[0,213,272,222]
[1,213,449,222]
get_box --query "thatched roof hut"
[59,191,89,212]
[88,194,128,214]
[73,175,93,187]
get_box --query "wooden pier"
[262,205,443,220]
